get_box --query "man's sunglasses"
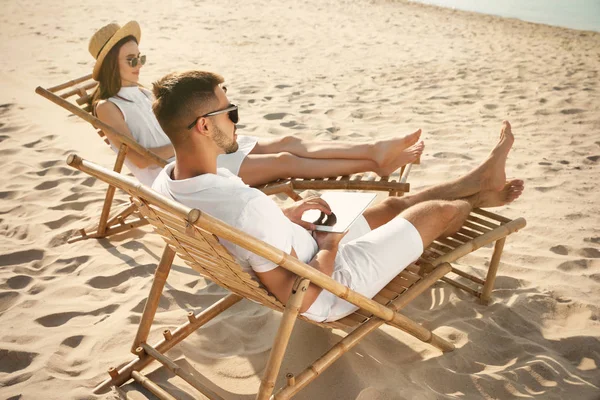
[126,55,146,67]
[186,104,239,130]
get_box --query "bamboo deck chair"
[35,74,414,244]
[66,154,525,400]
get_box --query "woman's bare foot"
[372,129,422,172]
[375,140,425,176]
[473,179,524,208]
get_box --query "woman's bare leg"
[238,152,375,187]
[250,130,423,175]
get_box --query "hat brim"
[92,21,141,81]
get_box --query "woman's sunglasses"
[126,55,146,68]
[186,104,239,130]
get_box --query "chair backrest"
[36,75,167,167]
[67,154,286,310]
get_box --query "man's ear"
[194,117,211,137]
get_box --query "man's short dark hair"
[152,70,224,145]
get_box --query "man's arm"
[256,232,345,313]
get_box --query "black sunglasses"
[186,104,239,130]
[126,54,146,67]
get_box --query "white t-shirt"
[107,86,257,186]
[152,163,318,278]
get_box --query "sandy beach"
[1,0,599,399]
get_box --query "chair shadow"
[85,237,600,400]
[117,273,600,400]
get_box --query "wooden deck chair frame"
[66,154,526,400]
[35,74,414,244]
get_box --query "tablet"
[301,191,377,233]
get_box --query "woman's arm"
[95,100,174,168]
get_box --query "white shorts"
[302,217,424,322]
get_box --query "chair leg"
[256,278,310,400]
[131,245,176,353]
[94,294,242,394]
[274,262,452,399]
[479,237,506,305]
[97,144,128,235]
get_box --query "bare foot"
[373,129,422,171]
[473,179,524,208]
[376,140,425,176]
[478,121,515,191]
[453,121,515,196]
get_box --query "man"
[151,70,524,322]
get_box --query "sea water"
[409,0,600,32]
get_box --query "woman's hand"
[282,195,332,230]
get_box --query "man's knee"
[382,196,408,213]
[407,200,458,223]
[434,201,461,222]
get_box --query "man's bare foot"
[373,129,421,170]
[375,141,425,176]
[473,179,524,208]
[452,121,515,197]
[477,121,515,191]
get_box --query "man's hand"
[313,230,348,251]
[282,195,332,230]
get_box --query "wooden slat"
[463,220,492,234]
[472,208,511,223]
[61,81,97,99]
[467,215,499,229]
[457,227,479,239]
[429,241,454,253]
[47,74,93,92]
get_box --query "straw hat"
[89,21,141,81]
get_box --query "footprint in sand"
[35,304,119,327]
[557,259,590,272]
[0,191,19,200]
[131,295,170,313]
[579,248,600,258]
[0,291,20,314]
[61,335,84,348]
[43,215,81,230]
[34,166,77,177]
[6,275,33,289]
[34,180,61,190]
[584,237,600,244]
[433,152,473,160]
[50,198,101,212]
[560,108,585,114]
[550,245,569,255]
[86,264,154,289]
[263,112,288,120]
[0,349,38,373]
[0,249,44,267]
[53,255,90,274]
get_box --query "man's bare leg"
[363,121,519,229]
[364,179,523,229]
[397,180,524,249]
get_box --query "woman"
[89,21,424,187]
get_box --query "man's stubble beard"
[213,125,239,154]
